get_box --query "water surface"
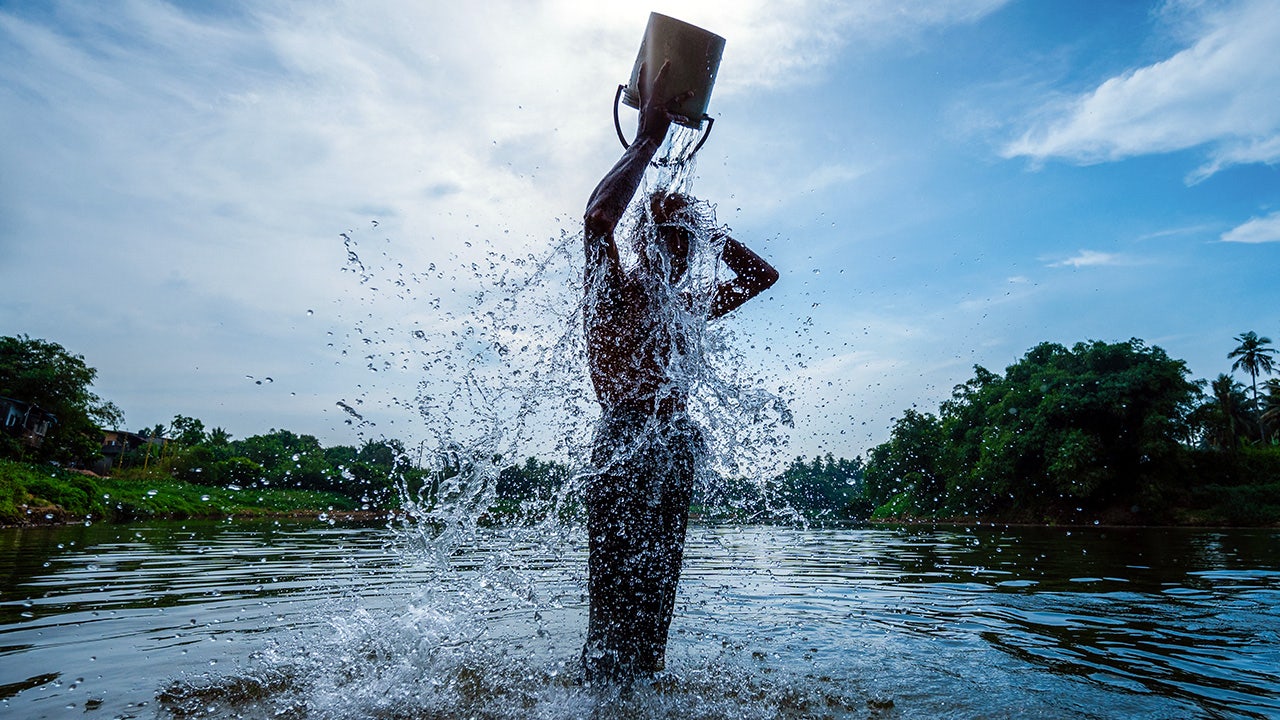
[2,520,1277,719]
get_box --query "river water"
[1,520,1277,719]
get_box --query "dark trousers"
[582,411,702,682]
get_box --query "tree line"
[2,334,868,521]
[5,332,1278,525]
[861,333,1280,525]
[1,334,417,507]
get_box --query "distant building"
[96,429,173,474]
[100,429,151,460]
[0,396,57,448]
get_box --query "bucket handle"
[612,84,714,165]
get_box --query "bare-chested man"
[581,61,778,682]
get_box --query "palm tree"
[1262,378,1280,445]
[208,427,232,446]
[1228,331,1276,441]
[141,422,169,471]
[1201,374,1251,450]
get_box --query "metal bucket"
[620,13,725,130]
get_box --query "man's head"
[639,191,695,281]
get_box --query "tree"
[1193,374,1251,451]
[140,423,168,440]
[346,439,411,499]
[0,335,123,463]
[496,456,569,504]
[170,415,207,446]
[775,453,865,521]
[235,429,334,489]
[1263,379,1280,445]
[864,339,1202,520]
[862,409,946,514]
[1228,331,1276,441]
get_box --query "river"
[2,520,1277,719]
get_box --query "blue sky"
[2,0,1277,465]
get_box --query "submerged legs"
[582,415,700,683]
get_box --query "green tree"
[356,438,406,470]
[0,335,123,463]
[1228,331,1276,441]
[775,453,865,522]
[207,427,232,446]
[324,444,359,472]
[120,423,172,472]
[170,414,207,446]
[1193,375,1251,451]
[864,339,1202,521]
[1263,379,1280,445]
[234,429,336,491]
[346,439,411,500]
[496,456,569,504]
[862,409,946,515]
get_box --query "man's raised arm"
[710,235,779,319]
[584,62,691,272]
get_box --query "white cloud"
[1221,211,1280,243]
[0,0,1009,446]
[683,0,1011,92]
[803,163,869,190]
[1048,250,1121,268]
[1135,223,1218,241]
[1003,0,1280,181]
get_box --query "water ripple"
[1,521,1277,719]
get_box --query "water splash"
[156,131,817,716]
[160,617,866,720]
[333,151,798,560]
[156,532,869,720]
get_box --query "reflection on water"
[1,520,1278,719]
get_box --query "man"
[581,61,778,682]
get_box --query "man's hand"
[636,60,694,144]
[584,60,694,256]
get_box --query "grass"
[1,458,359,525]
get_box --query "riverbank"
[863,484,1280,528]
[1,458,367,527]
[6,457,1278,530]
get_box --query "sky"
[2,0,1278,465]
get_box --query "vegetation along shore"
[3,332,1278,527]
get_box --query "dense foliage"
[5,331,1278,526]
[0,458,356,525]
[120,427,420,507]
[692,454,866,523]
[1,335,123,462]
[863,338,1280,524]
